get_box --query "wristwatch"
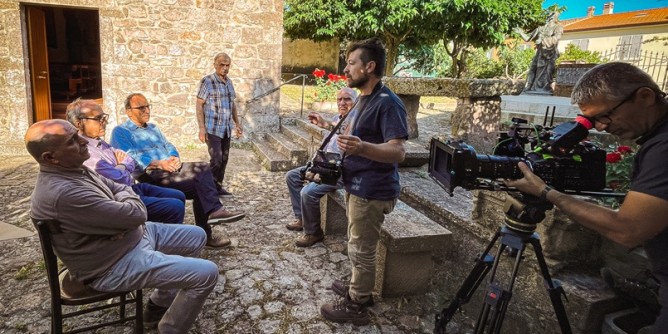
[540,185,553,201]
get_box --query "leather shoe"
[216,186,233,197]
[206,233,231,249]
[286,219,303,231]
[208,208,245,225]
[295,233,324,247]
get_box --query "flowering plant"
[312,68,347,103]
[604,145,636,208]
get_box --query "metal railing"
[245,74,308,116]
[601,49,668,90]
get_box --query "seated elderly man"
[66,98,186,225]
[285,87,357,247]
[110,93,245,248]
[27,119,219,333]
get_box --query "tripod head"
[503,192,554,234]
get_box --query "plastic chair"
[32,218,143,334]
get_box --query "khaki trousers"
[345,192,396,303]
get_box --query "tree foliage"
[284,0,544,78]
[422,0,544,78]
[557,44,607,64]
[284,0,426,76]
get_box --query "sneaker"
[320,295,370,326]
[143,299,168,329]
[331,280,374,306]
[207,208,245,225]
[206,233,231,249]
[295,233,324,247]
[286,219,303,231]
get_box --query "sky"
[543,0,668,20]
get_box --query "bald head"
[25,119,89,167]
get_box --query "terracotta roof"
[562,7,668,32]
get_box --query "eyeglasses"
[130,104,151,113]
[79,113,109,123]
[591,88,641,125]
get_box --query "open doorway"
[23,5,102,122]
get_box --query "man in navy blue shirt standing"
[320,38,408,325]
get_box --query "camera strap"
[313,82,384,163]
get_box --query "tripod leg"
[528,236,572,334]
[473,233,529,334]
[486,243,526,334]
[434,231,501,334]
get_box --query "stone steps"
[251,116,430,172]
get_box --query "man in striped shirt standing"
[196,52,243,197]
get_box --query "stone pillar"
[396,94,420,139]
[450,96,501,153]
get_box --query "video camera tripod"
[434,193,572,334]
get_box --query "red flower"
[327,73,337,81]
[338,75,347,81]
[312,68,326,78]
[617,145,633,154]
[606,152,622,163]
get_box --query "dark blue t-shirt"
[342,84,408,200]
[631,117,668,333]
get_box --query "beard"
[347,73,370,89]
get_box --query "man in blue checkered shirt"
[196,52,242,197]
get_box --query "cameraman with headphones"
[505,62,668,334]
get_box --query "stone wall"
[281,38,340,76]
[0,0,283,155]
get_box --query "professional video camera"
[428,115,607,196]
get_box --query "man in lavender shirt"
[66,98,186,225]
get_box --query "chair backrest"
[32,218,65,304]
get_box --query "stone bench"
[320,189,453,297]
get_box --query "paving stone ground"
[0,102,481,334]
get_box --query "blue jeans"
[285,166,342,235]
[206,133,231,186]
[90,223,218,334]
[144,162,223,236]
[131,183,186,224]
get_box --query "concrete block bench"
[320,189,453,298]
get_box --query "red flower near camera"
[605,145,636,193]
[606,152,622,163]
[617,145,632,154]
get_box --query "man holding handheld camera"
[320,37,408,325]
[505,62,668,334]
[284,87,357,248]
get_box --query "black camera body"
[428,117,607,196]
[303,151,343,186]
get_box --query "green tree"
[464,48,503,78]
[497,41,535,80]
[422,0,544,78]
[557,44,607,64]
[283,0,427,77]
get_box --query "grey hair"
[571,62,661,105]
[65,98,100,126]
[124,93,146,110]
[339,87,358,100]
[214,52,231,63]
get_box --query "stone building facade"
[0,0,283,155]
